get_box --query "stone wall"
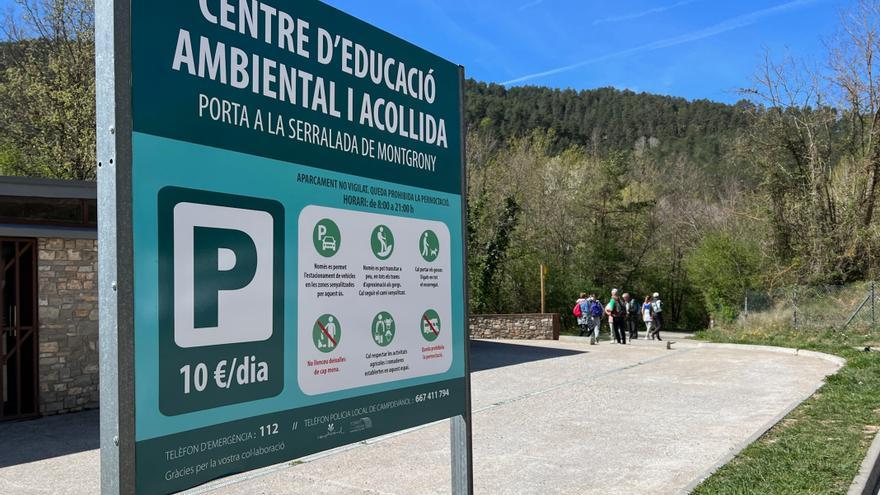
[469,313,561,340]
[37,238,99,416]
[29,238,558,415]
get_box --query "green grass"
[692,325,880,495]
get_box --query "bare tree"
[0,0,95,180]
[742,0,880,282]
[829,0,880,229]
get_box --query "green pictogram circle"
[420,310,441,342]
[370,225,395,260]
[419,230,440,262]
[313,314,341,353]
[313,219,341,258]
[371,311,396,347]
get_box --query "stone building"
[0,177,97,420]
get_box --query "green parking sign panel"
[157,187,285,415]
[97,0,470,493]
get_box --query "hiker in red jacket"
[575,292,589,336]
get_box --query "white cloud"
[517,0,545,12]
[502,0,821,86]
[593,0,702,26]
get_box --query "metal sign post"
[97,0,472,493]
[96,0,135,491]
[451,66,474,495]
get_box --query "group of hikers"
[573,289,664,345]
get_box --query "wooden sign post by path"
[540,264,546,314]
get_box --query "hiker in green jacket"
[606,289,627,344]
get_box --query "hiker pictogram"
[371,225,395,260]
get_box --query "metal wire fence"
[739,281,878,333]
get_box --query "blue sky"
[0,0,842,103]
[321,0,841,103]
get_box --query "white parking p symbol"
[172,203,275,348]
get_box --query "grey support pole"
[451,414,473,494]
[451,66,474,495]
[96,0,135,492]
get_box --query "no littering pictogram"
[313,314,341,353]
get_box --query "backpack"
[590,301,603,317]
[652,299,662,314]
[573,302,583,318]
[627,300,640,315]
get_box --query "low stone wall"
[469,313,561,340]
[37,238,99,416]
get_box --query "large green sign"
[99,1,469,493]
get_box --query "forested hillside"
[461,82,763,327]
[465,80,752,162]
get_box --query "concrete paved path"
[0,338,841,495]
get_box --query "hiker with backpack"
[587,295,603,345]
[606,289,627,344]
[574,292,590,337]
[623,293,640,340]
[642,295,654,340]
[650,292,664,341]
